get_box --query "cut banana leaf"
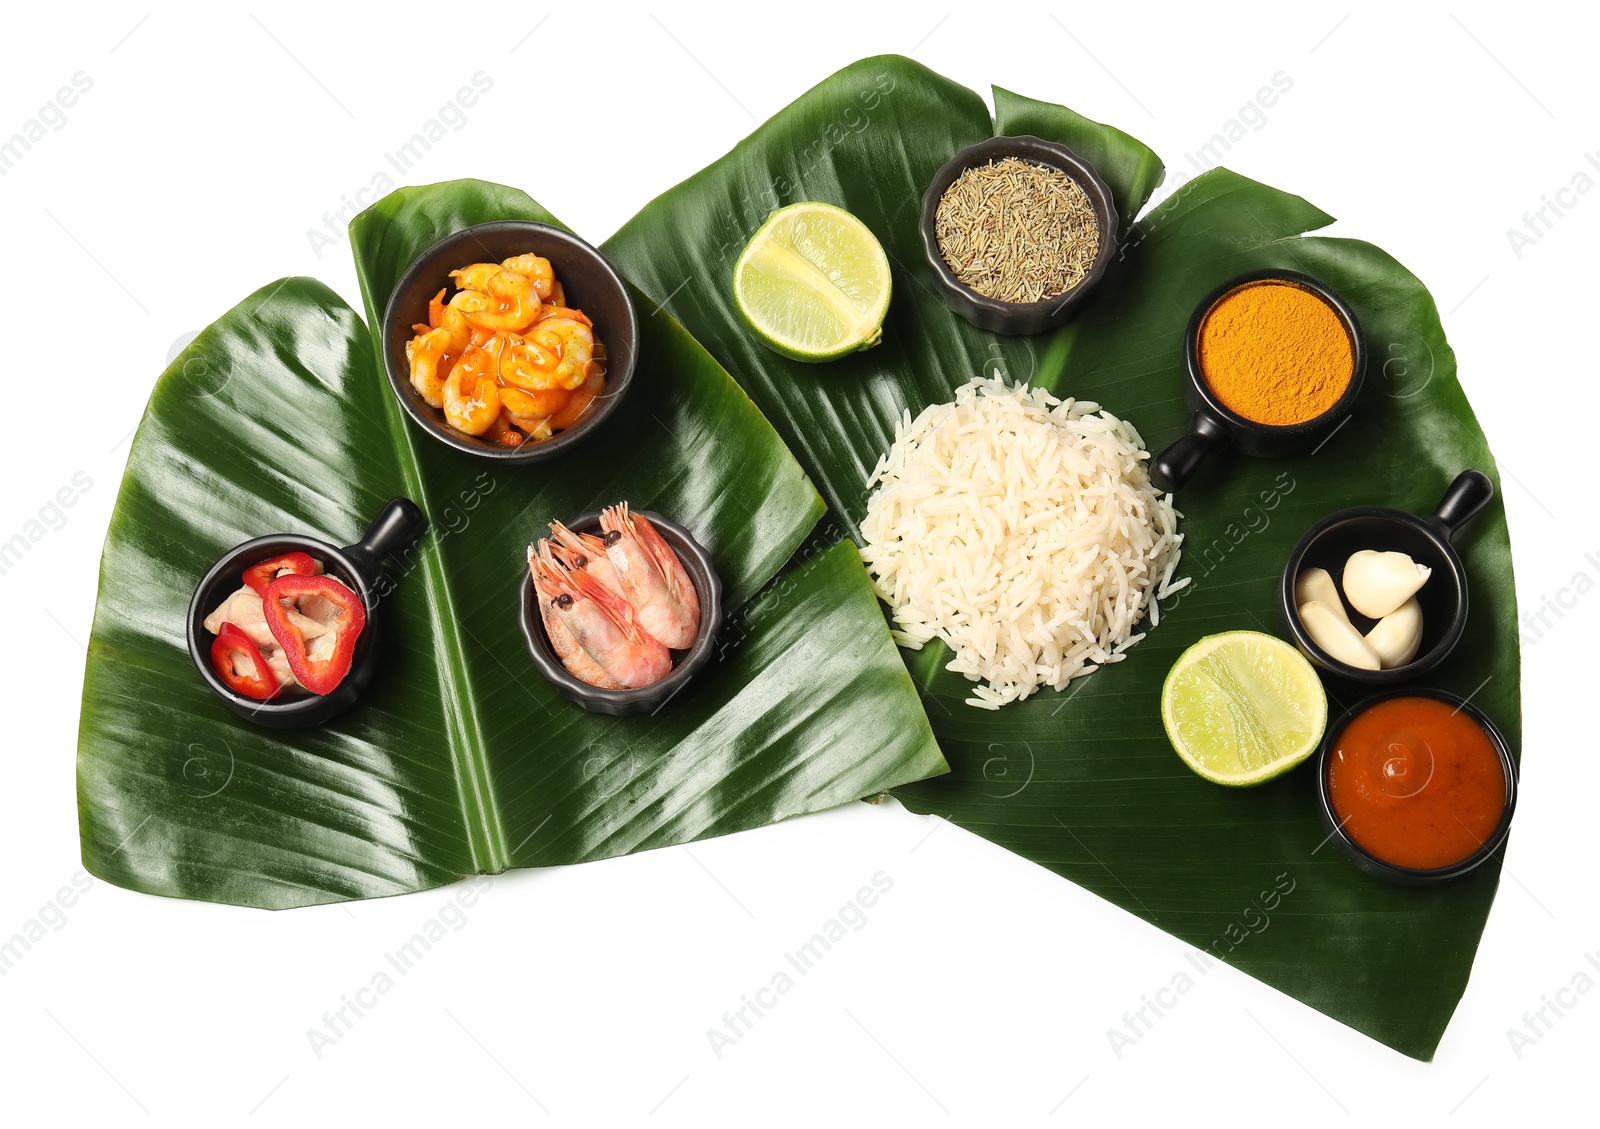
[604,55,1519,1059]
[77,192,948,907]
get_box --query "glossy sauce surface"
[1327,696,1507,871]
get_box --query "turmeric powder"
[1196,280,1354,427]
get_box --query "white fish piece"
[202,586,304,691]
[261,646,300,689]
[203,585,274,648]
[1299,600,1382,670]
[1365,597,1424,669]
[203,584,332,646]
[1342,550,1432,619]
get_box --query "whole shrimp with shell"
[529,507,704,690]
[530,540,671,690]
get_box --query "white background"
[1,2,1594,1125]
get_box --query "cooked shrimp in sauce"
[405,252,608,446]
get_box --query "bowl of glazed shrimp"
[520,503,723,715]
[381,220,638,462]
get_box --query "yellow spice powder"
[1196,281,1354,427]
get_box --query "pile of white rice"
[859,374,1187,709]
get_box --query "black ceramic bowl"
[1314,686,1517,884]
[1149,270,1366,493]
[380,221,638,463]
[919,135,1119,335]
[520,511,722,716]
[1281,470,1493,686]
[187,498,427,728]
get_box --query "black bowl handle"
[1428,470,1494,540]
[342,497,428,582]
[1150,410,1229,494]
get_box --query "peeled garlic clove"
[1295,567,1348,619]
[1365,597,1424,669]
[1299,601,1382,670]
[1342,550,1432,619]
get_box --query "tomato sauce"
[1326,696,1507,871]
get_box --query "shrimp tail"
[534,306,593,328]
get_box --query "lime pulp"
[1160,631,1328,787]
[732,201,891,362]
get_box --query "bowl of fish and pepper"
[187,498,427,728]
[519,510,723,717]
[1279,470,1492,687]
[1149,269,1366,493]
[918,135,1120,336]
[380,220,638,463]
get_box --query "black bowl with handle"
[1149,269,1366,493]
[187,498,427,728]
[1279,470,1494,686]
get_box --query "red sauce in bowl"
[1326,696,1507,871]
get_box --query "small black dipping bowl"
[1315,686,1517,885]
[187,498,428,728]
[1280,470,1494,686]
[520,510,722,717]
[380,220,638,463]
[1149,269,1366,493]
[919,135,1119,335]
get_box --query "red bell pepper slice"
[210,622,280,701]
[262,574,366,695]
[243,551,317,596]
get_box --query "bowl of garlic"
[1279,470,1494,684]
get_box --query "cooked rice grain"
[859,374,1186,709]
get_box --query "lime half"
[1161,631,1327,787]
[733,201,891,362]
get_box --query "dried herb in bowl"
[934,157,1101,304]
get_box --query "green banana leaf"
[604,55,1519,1060]
[76,189,948,908]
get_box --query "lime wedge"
[733,201,891,362]
[1161,631,1327,787]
